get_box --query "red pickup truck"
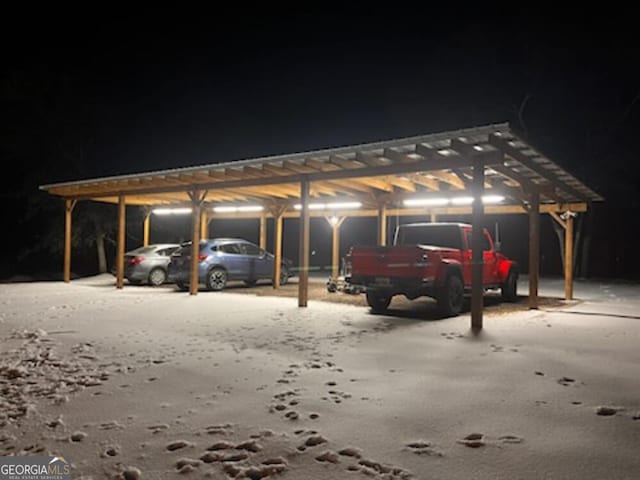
[347,223,518,316]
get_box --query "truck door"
[482,230,498,284]
[464,229,498,286]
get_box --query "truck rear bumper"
[350,276,438,300]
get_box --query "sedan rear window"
[130,246,156,255]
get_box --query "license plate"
[374,277,391,286]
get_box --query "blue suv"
[167,238,292,291]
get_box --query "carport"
[40,123,602,329]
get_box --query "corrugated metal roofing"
[40,123,603,206]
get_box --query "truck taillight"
[128,256,144,266]
[198,254,208,262]
[344,260,352,275]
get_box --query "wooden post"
[259,213,267,250]
[298,179,310,307]
[200,209,208,239]
[528,190,540,309]
[143,210,151,247]
[327,217,346,279]
[377,204,387,246]
[63,199,76,283]
[273,209,284,289]
[116,195,126,289]
[189,191,203,296]
[471,159,485,330]
[565,213,574,300]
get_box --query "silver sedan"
[125,244,180,286]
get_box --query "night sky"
[2,9,639,279]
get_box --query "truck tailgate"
[350,245,427,279]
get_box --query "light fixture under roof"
[152,207,192,215]
[403,195,505,208]
[482,195,505,204]
[451,197,474,205]
[294,202,362,210]
[213,205,263,213]
[403,198,450,207]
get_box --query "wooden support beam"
[200,209,209,239]
[378,203,387,246]
[116,195,126,289]
[259,213,267,250]
[298,179,310,307]
[548,211,566,229]
[190,200,201,295]
[471,160,485,330]
[528,190,541,309]
[63,199,77,283]
[326,216,346,279]
[564,213,575,300]
[188,190,207,295]
[143,209,151,246]
[272,206,286,289]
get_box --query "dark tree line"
[0,68,119,279]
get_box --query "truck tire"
[366,290,391,313]
[501,269,518,302]
[437,274,464,316]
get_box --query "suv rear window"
[219,243,242,254]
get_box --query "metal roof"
[40,123,603,207]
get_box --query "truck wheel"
[366,290,391,313]
[501,270,518,302]
[437,274,464,316]
[176,281,188,292]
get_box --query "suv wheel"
[206,267,227,291]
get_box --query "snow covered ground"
[0,275,639,479]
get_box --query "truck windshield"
[395,225,463,249]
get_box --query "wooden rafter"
[429,170,467,190]
[488,134,588,201]
[407,173,440,191]
[383,147,419,164]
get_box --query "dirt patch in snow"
[224,281,567,315]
